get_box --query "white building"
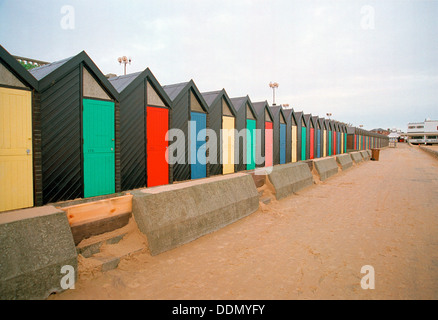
[407,119,438,144]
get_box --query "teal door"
[344,133,347,153]
[280,123,286,164]
[301,127,307,161]
[328,131,332,156]
[246,119,256,170]
[83,99,115,198]
[190,112,207,180]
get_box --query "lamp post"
[269,82,279,106]
[118,56,132,75]
[326,113,332,120]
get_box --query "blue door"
[280,123,286,164]
[337,132,341,154]
[190,112,207,180]
[317,129,321,158]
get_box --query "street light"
[118,56,132,75]
[326,113,332,119]
[269,82,279,106]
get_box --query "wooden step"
[61,194,133,226]
[77,220,148,273]
[58,194,133,245]
[77,231,127,258]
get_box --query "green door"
[301,127,307,161]
[83,99,115,198]
[246,119,256,170]
[328,131,332,156]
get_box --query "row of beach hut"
[0,45,389,212]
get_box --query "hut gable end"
[83,67,111,100]
[222,98,234,117]
[190,90,204,113]
[147,81,166,107]
[0,62,26,88]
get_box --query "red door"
[333,131,337,155]
[147,106,169,187]
[310,128,314,159]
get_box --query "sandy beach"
[50,143,438,300]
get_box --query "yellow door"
[292,126,297,162]
[341,133,344,154]
[222,116,235,174]
[323,130,327,157]
[0,88,33,212]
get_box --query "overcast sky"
[1,0,437,131]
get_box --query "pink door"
[265,122,273,167]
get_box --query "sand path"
[50,144,438,300]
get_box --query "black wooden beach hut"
[0,45,39,211]
[253,101,274,168]
[108,69,172,190]
[163,80,209,181]
[269,106,287,165]
[230,95,258,172]
[29,51,120,205]
[201,89,237,176]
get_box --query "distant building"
[371,128,391,136]
[407,119,438,145]
[13,55,50,68]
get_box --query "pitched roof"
[163,80,209,112]
[230,96,247,111]
[253,101,268,115]
[282,108,293,118]
[201,89,237,116]
[163,82,190,101]
[0,45,38,89]
[108,71,142,92]
[201,90,222,107]
[253,101,274,121]
[107,69,171,107]
[230,95,258,120]
[269,105,281,116]
[29,57,72,80]
[27,51,119,99]
[282,108,297,125]
[294,111,303,120]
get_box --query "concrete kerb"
[0,206,77,300]
[131,173,259,256]
[419,145,438,159]
[360,150,370,161]
[336,154,353,170]
[350,152,363,164]
[266,162,314,200]
[313,157,339,181]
